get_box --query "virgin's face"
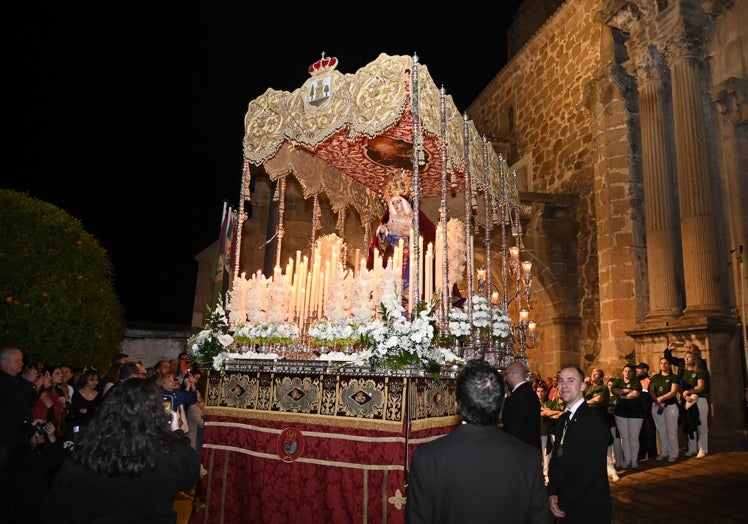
[391,197,404,214]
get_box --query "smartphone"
[162,395,174,424]
[673,341,685,347]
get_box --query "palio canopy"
[242,52,511,224]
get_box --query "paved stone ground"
[176,449,748,523]
[610,450,748,524]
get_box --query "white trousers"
[615,415,643,465]
[610,426,623,467]
[651,403,679,459]
[687,397,709,454]
[540,434,551,476]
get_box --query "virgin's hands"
[549,495,566,518]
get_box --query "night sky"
[7,3,523,325]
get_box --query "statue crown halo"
[382,170,411,201]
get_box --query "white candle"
[396,239,404,285]
[323,260,331,316]
[425,242,433,303]
[316,272,330,318]
[435,224,442,297]
[418,235,424,303]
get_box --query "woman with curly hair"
[39,378,200,524]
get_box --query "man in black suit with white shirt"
[548,364,611,522]
[502,360,542,451]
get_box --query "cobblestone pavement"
[610,450,748,524]
[176,449,748,523]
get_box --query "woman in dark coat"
[40,378,200,524]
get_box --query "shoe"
[544,475,549,486]
[609,473,620,482]
[684,450,697,457]
[630,462,639,469]
[656,455,667,461]
[668,457,677,463]
[615,462,629,469]
[696,451,707,458]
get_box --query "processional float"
[225,52,536,367]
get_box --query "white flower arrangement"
[188,303,234,370]
[491,307,511,341]
[308,318,362,349]
[234,321,300,346]
[447,307,472,340]
[355,272,439,369]
[446,295,511,344]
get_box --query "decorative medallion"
[277,427,304,462]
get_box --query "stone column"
[634,46,684,319]
[665,38,724,315]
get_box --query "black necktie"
[558,410,571,457]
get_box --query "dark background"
[7,3,522,326]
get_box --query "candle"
[425,242,433,303]
[491,291,499,306]
[323,260,331,315]
[354,248,360,278]
[418,235,424,302]
[509,246,520,261]
[316,272,330,318]
[522,260,532,275]
[528,320,537,335]
[519,309,529,324]
[435,224,443,296]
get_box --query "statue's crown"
[382,170,411,201]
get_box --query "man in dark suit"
[548,364,612,522]
[405,359,549,524]
[502,360,542,451]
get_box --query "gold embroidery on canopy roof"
[242,53,511,203]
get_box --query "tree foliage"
[0,189,125,369]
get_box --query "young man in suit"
[548,364,612,522]
[405,359,549,524]
[502,360,542,451]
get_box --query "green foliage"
[0,189,125,369]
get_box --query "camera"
[34,422,46,435]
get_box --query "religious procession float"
[189,52,538,524]
[189,52,537,376]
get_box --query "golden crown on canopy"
[382,169,411,202]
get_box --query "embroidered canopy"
[242,52,511,225]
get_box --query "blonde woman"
[681,348,710,457]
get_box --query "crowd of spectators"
[0,347,205,523]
